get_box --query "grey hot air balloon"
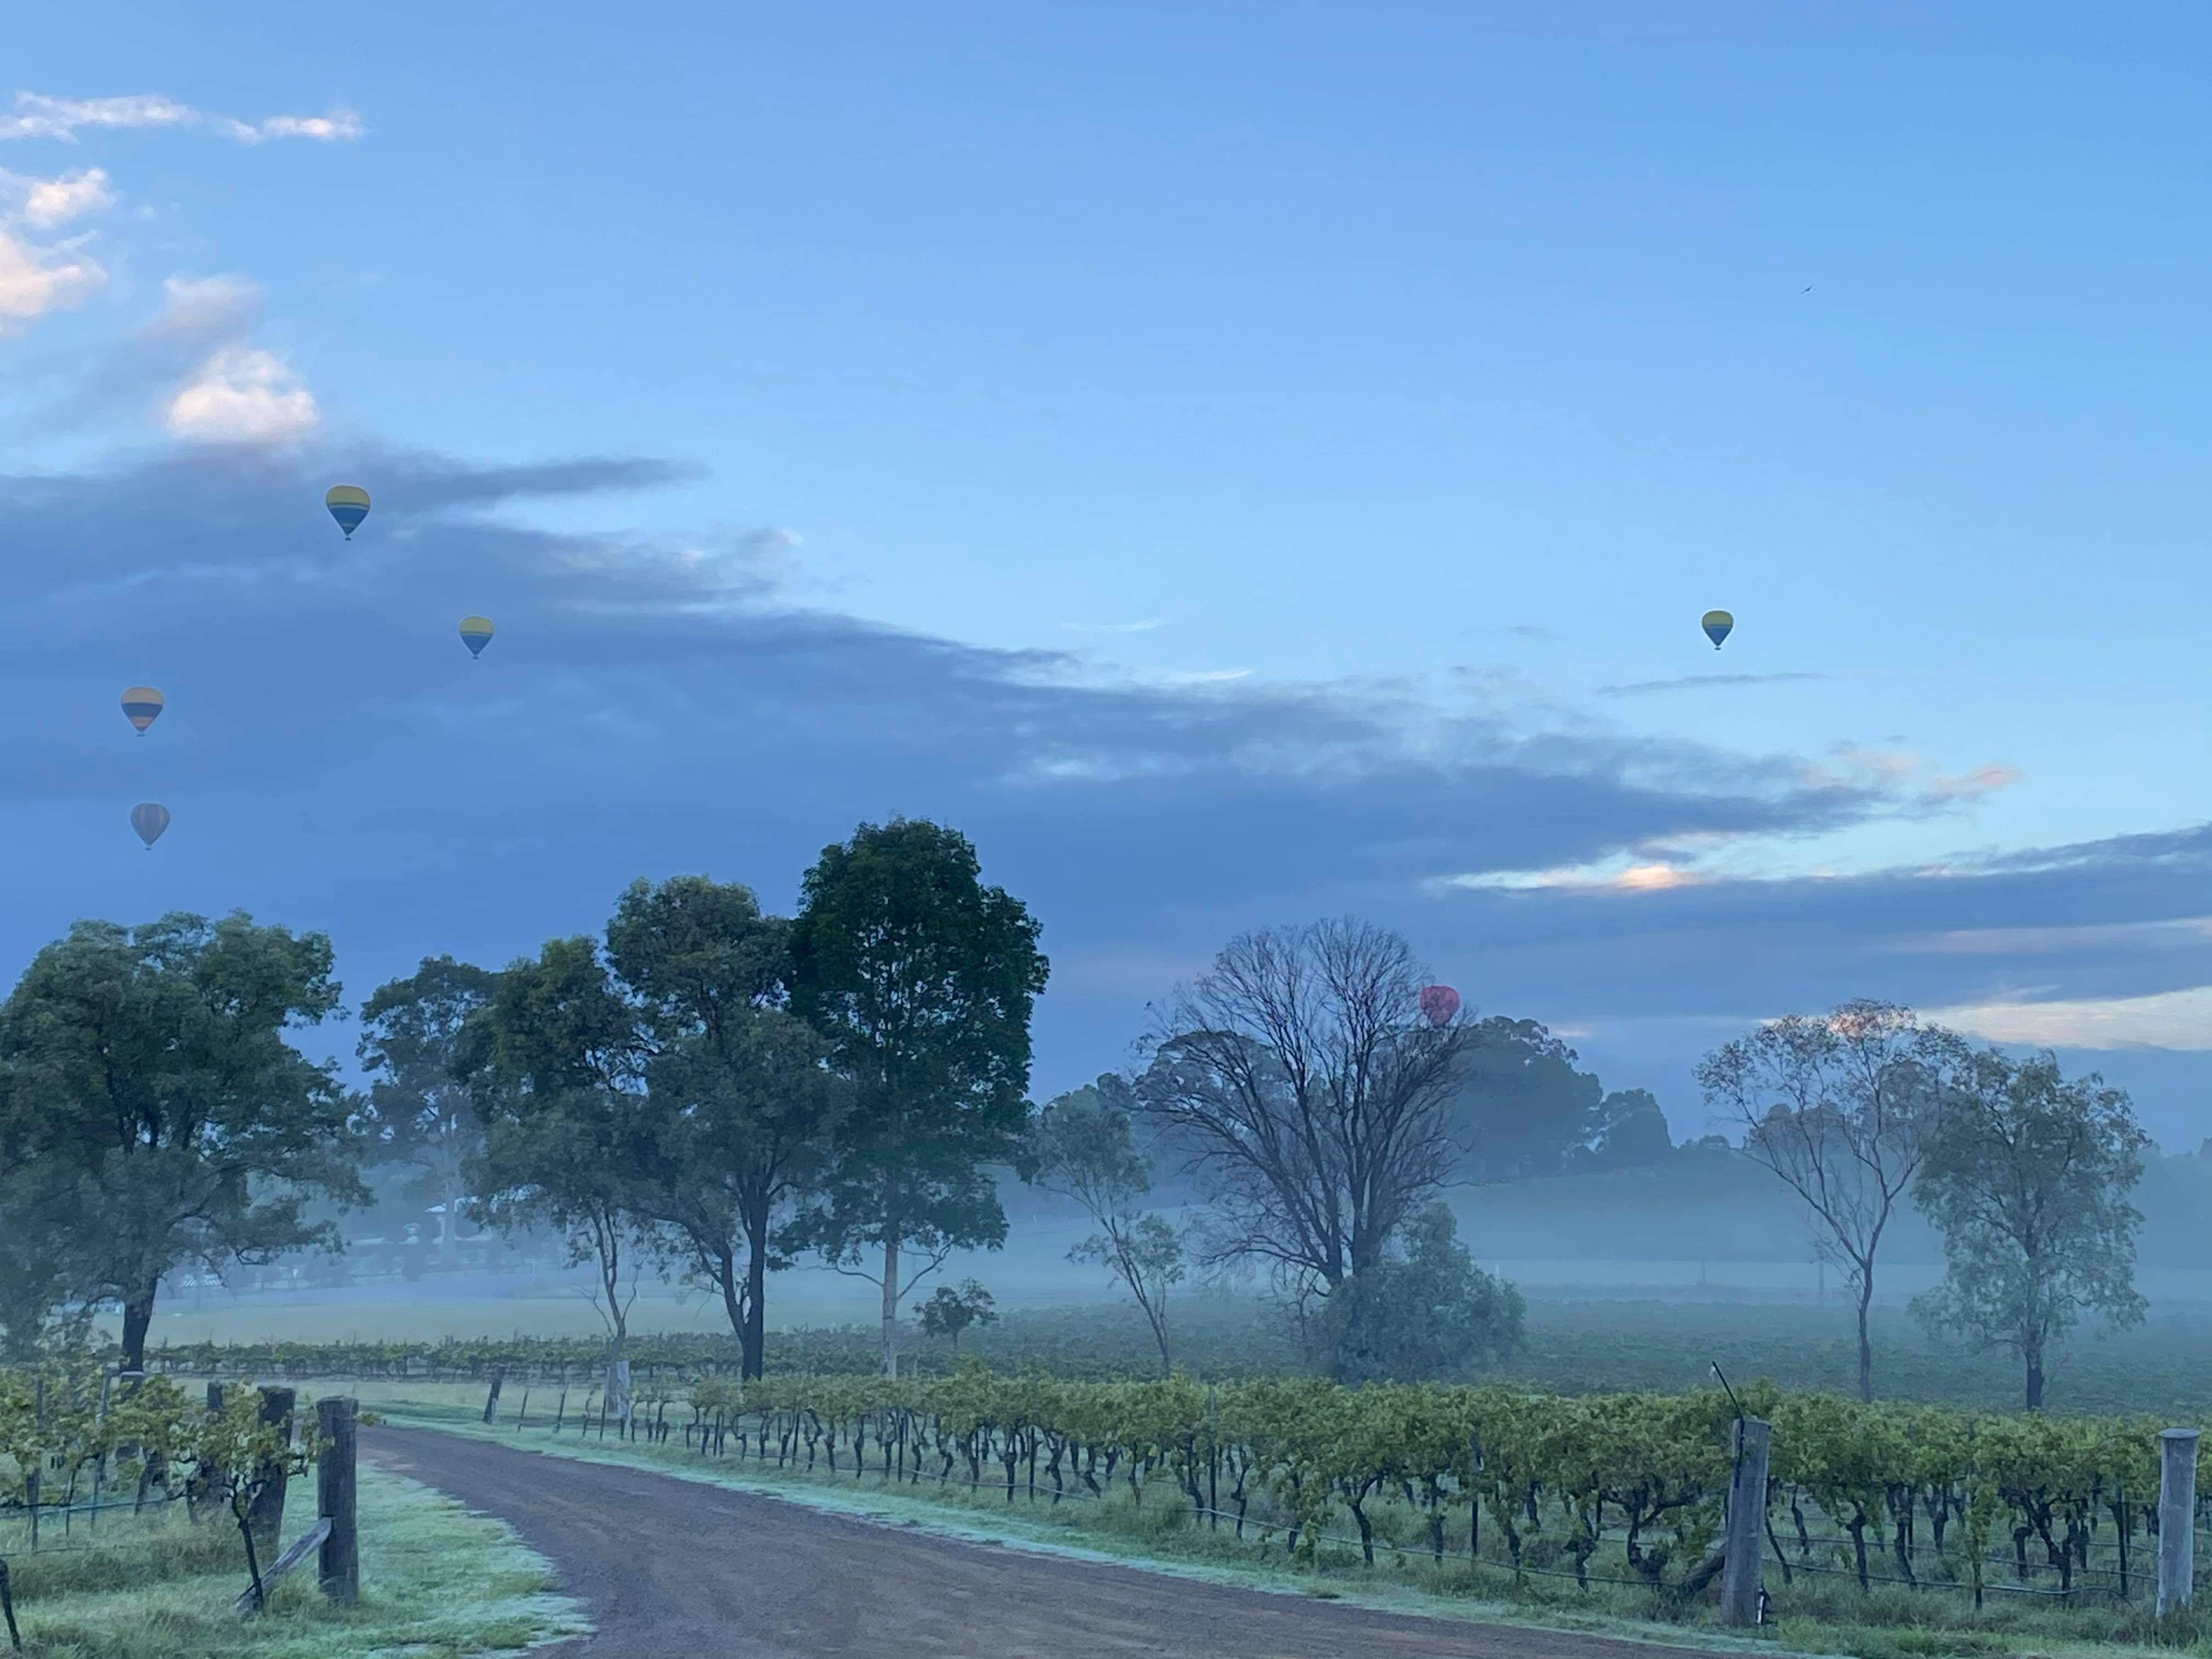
[130,802,170,850]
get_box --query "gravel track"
[364,1426,1737,1658]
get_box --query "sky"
[7,3,2212,1148]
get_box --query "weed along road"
[364,1426,1727,1659]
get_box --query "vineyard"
[332,1362,2208,1632]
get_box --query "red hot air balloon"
[1419,985,1460,1026]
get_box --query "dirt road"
[365,1426,1729,1659]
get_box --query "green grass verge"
[356,1383,2212,1659]
[5,1461,589,1659]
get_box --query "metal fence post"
[316,1396,359,1603]
[1722,1417,1772,1626]
[2159,1428,2199,1620]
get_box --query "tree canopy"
[1912,1048,2150,1410]
[789,818,1048,1376]
[0,912,362,1372]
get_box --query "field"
[148,1288,2212,1422]
[0,1460,586,1658]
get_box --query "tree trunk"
[743,1215,770,1382]
[443,1171,463,1265]
[715,1244,749,1376]
[2023,1334,2045,1412]
[879,1233,901,1379]
[120,1285,157,1375]
[1855,1278,1875,1403]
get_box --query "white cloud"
[0,227,104,326]
[0,92,363,145]
[2,166,114,227]
[1925,985,2212,1051]
[162,345,318,445]
[1447,858,1706,895]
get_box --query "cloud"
[150,273,262,336]
[1511,624,1554,640]
[740,527,803,552]
[1156,668,1252,685]
[1063,618,1164,634]
[1923,986,2212,1052]
[0,93,362,145]
[162,346,318,444]
[1,442,2207,1142]
[0,227,103,327]
[0,166,113,227]
[1597,672,1825,695]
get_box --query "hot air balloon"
[325,485,371,539]
[459,615,494,658]
[129,803,169,850]
[120,685,164,735]
[1419,985,1460,1026]
[1701,610,1734,650]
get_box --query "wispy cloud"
[1512,623,1555,640]
[1598,672,1824,695]
[1063,618,1164,634]
[1924,985,2212,1052]
[0,93,364,145]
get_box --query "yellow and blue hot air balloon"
[325,485,371,539]
[129,803,169,850]
[1701,610,1734,650]
[120,685,164,735]
[458,615,494,659]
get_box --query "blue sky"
[7,3,2212,1147]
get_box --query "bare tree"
[1132,918,1476,1311]
[1695,999,1966,1402]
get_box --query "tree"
[1576,1088,1673,1171]
[1022,1076,1187,1376]
[917,1279,997,1352]
[0,913,364,1374]
[607,875,844,1380]
[1695,999,1966,1402]
[467,934,659,1426]
[1133,917,1476,1312]
[1313,1201,1525,1382]
[356,956,500,1267]
[789,819,1048,1378]
[1911,1048,2150,1410]
[1439,1018,1604,1181]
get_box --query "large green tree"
[0,912,363,1373]
[789,819,1048,1378]
[355,956,500,1265]
[607,875,844,1380]
[1912,1048,2150,1410]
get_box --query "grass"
[348,1379,2212,1659]
[4,1461,589,1658]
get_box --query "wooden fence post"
[483,1366,506,1424]
[1720,1417,1772,1626]
[2158,1428,2199,1620]
[246,1387,297,1553]
[316,1397,358,1604]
